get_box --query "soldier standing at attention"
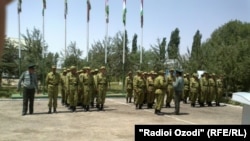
[190,73,200,107]
[46,65,61,113]
[65,68,71,107]
[60,68,67,105]
[134,71,145,109]
[146,71,155,108]
[199,72,208,107]
[215,74,224,106]
[166,68,175,108]
[207,73,215,106]
[96,66,108,111]
[92,69,99,108]
[133,70,140,104]
[125,71,133,103]
[173,70,184,115]
[17,64,39,116]
[153,70,167,115]
[182,73,190,104]
[82,67,94,111]
[68,66,79,112]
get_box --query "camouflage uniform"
[60,68,67,105]
[189,73,200,107]
[134,71,146,109]
[207,73,216,106]
[82,67,94,111]
[215,75,224,106]
[182,73,190,103]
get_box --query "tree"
[151,37,167,71]
[190,30,203,70]
[167,28,180,60]
[131,33,138,53]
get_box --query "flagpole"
[65,17,67,60]
[105,22,108,64]
[140,27,143,68]
[42,9,45,95]
[18,10,21,77]
[86,21,89,62]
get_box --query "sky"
[5,0,250,59]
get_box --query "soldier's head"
[169,68,174,75]
[70,66,77,74]
[175,69,182,77]
[99,66,106,73]
[158,70,165,76]
[85,67,91,73]
[51,65,56,72]
[28,64,36,73]
[94,69,99,74]
[128,71,132,76]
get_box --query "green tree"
[151,37,167,71]
[167,28,180,60]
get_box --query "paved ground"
[0,97,244,141]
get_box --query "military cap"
[95,69,99,72]
[28,64,35,69]
[169,68,174,71]
[158,70,165,74]
[85,67,91,70]
[70,66,76,70]
[150,71,155,74]
[186,73,189,76]
[63,70,67,73]
[212,73,216,76]
[67,68,71,71]
[52,65,56,69]
[128,71,132,74]
[193,73,198,77]
[183,74,186,77]
[100,66,106,70]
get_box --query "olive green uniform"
[146,74,155,108]
[96,67,108,110]
[215,77,223,106]
[46,70,61,113]
[208,76,215,106]
[68,67,79,112]
[199,74,208,107]
[182,75,190,103]
[60,70,67,105]
[125,73,133,103]
[134,73,146,109]
[189,74,200,107]
[166,74,175,107]
[154,71,167,115]
[82,70,94,111]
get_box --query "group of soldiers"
[45,65,108,113]
[125,69,224,115]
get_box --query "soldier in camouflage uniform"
[134,71,146,109]
[68,66,80,112]
[199,72,208,107]
[125,71,133,103]
[207,73,216,106]
[215,74,224,106]
[133,70,140,104]
[182,73,190,104]
[91,69,99,108]
[189,73,200,107]
[166,68,175,108]
[146,71,155,108]
[96,66,108,111]
[45,65,61,113]
[81,67,94,111]
[60,68,67,105]
[154,70,167,115]
[65,68,71,107]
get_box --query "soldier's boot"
[216,102,220,106]
[166,103,171,108]
[53,107,57,113]
[156,110,164,115]
[72,106,76,112]
[154,109,157,114]
[139,104,143,109]
[86,105,89,111]
[147,103,150,109]
[135,104,139,109]
[100,104,104,110]
[90,102,94,108]
[129,98,132,103]
[126,98,128,103]
[82,104,86,109]
[48,108,52,114]
[191,103,195,107]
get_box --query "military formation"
[46,65,108,113]
[125,69,225,115]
